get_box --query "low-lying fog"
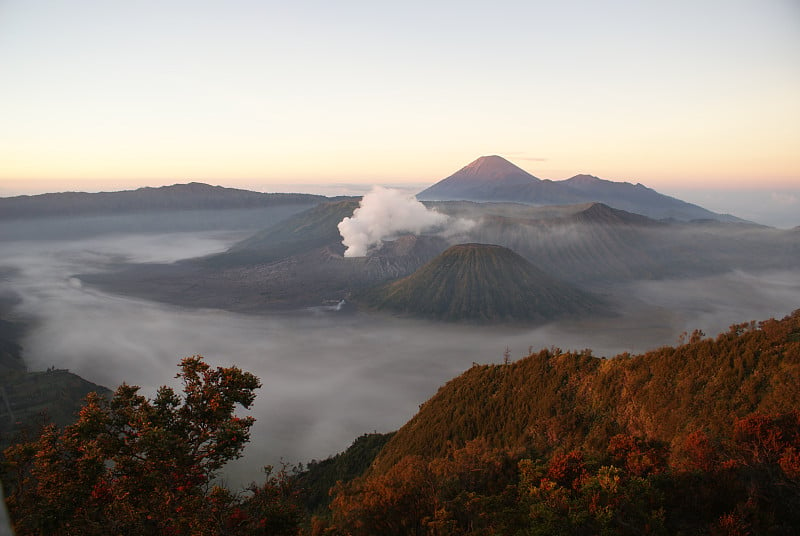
[1,230,799,488]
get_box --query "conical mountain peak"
[358,243,603,322]
[459,155,534,180]
[417,156,539,201]
[416,156,741,222]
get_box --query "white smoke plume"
[338,187,472,257]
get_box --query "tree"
[2,356,270,536]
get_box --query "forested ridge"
[372,312,800,472]
[315,310,800,535]
[1,311,799,534]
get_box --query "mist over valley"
[3,3,798,529]
[2,168,799,488]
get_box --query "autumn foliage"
[315,311,800,534]
[1,356,302,536]
[316,415,800,535]
[3,310,800,535]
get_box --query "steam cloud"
[338,187,473,257]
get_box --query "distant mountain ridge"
[0,182,326,220]
[417,155,744,222]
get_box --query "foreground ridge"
[310,310,800,534]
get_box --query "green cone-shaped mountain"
[359,243,604,322]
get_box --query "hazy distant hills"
[456,202,663,283]
[435,200,799,284]
[358,243,604,322]
[80,195,799,314]
[417,155,745,223]
[0,182,327,239]
[7,171,787,318]
[0,182,325,220]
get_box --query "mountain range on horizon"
[0,154,751,226]
[418,155,745,223]
[0,182,325,221]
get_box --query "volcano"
[417,155,744,222]
[417,155,549,203]
[358,243,604,322]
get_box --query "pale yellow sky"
[1,1,798,196]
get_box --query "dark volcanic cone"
[358,243,605,322]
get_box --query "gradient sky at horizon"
[1,1,798,198]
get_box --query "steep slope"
[418,156,742,222]
[294,432,395,514]
[371,309,800,473]
[417,155,539,201]
[203,198,360,267]
[358,243,604,322]
[417,155,575,204]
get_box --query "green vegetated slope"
[372,310,800,473]
[358,243,604,322]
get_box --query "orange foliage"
[1,357,302,536]
[545,451,586,490]
[607,434,667,477]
